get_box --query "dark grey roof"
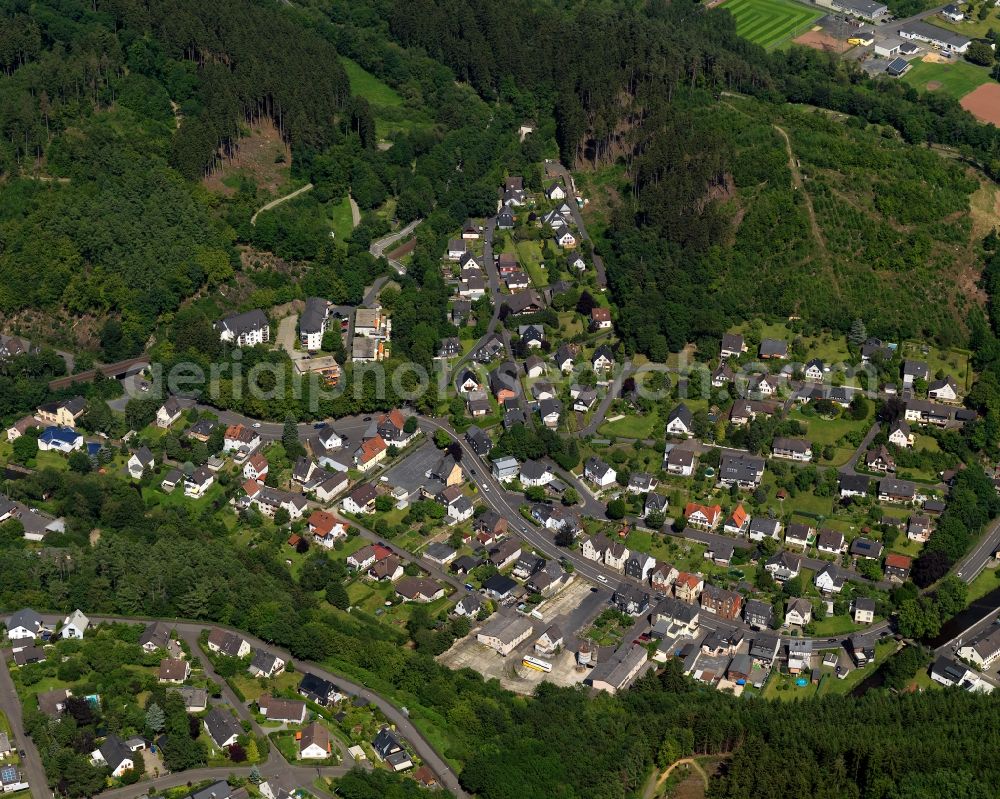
[188,781,232,799]
[839,473,871,493]
[300,297,328,335]
[667,403,692,428]
[217,309,268,337]
[6,608,43,634]
[204,708,242,748]
[99,734,133,771]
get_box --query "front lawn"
[515,239,549,287]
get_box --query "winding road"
[250,183,314,226]
[369,220,421,275]
[6,614,468,799]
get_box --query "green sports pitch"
[722,0,824,49]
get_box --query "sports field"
[902,59,994,100]
[722,0,823,49]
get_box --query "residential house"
[759,338,788,359]
[488,362,520,403]
[423,542,457,567]
[684,503,722,530]
[712,363,735,388]
[373,726,413,772]
[884,553,912,582]
[482,573,518,601]
[6,609,44,641]
[718,452,765,489]
[534,624,564,656]
[590,307,612,330]
[723,505,750,536]
[524,355,545,378]
[156,397,184,429]
[644,493,669,520]
[377,410,417,447]
[215,309,270,347]
[496,206,515,229]
[161,468,183,493]
[772,437,812,462]
[37,427,83,453]
[204,708,243,749]
[61,610,89,639]
[650,563,679,593]
[572,388,598,413]
[728,400,777,426]
[907,515,931,542]
[625,552,657,582]
[299,721,332,760]
[853,597,876,624]
[850,537,883,560]
[207,629,251,658]
[627,472,657,494]
[591,345,615,372]
[555,344,575,373]
[902,360,929,386]
[784,597,812,627]
[839,473,871,498]
[36,396,87,428]
[720,333,746,359]
[36,689,71,718]
[815,563,846,594]
[537,398,562,429]
[139,622,172,653]
[91,735,134,777]
[258,695,307,725]
[804,359,825,381]
[347,544,392,571]
[651,597,700,639]
[930,657,992,692]
[878,477,915,503]
[673,572,704,603]
[298,673,341,706]
[928,376,959,402]
[581,534,611,563]
[243,453,269,482]
[223,423,261,454]
[957,626,1000,669]
[369,555,404,582]
[248,650,286,679]
[749,634,781,666]
[520,459,554,487]
[703,541,735,566]
[888,419,914,448]
[354,436,388,472]
[241,482,308,521]
[6,415,38,443]
[664,446,695,476]
[454,594,483,618]
[158,658,191,684]
[342,483,378,515]
[784,523,813,551]
[604,541,630,572]
[700,585,742,620]
[613,585,650,616]
[502,291,545,316]
[743,599,774,630]
[764,551,801,582]
[584,457,617,488]
[307,510,348,548]
[816,528,846,555]
[489,538,524,570]
[395,577,445,603]
[665,404,693,437]
[866,446,895,473]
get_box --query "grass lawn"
[819,640,897,696]
[789,408,868,447]
[809,615,867,636]
[515,239,549,287]
[341,58,403,106]
[902,59,993,100]
[720,0,822,49]
[599,410,660,439]
[733,321,850,364]
[330,196,355,241]
[966,566,1000,602]
[899,340,973,391]
[890,536,924,559]
[934,6,1000,40]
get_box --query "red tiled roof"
[308,510,338,536]
[885,553,912,569]
[358,435,387,463]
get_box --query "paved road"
[954,516,1000,583]
[250,183,314,226]
[544,161,607,289]
[369,220,421,275]
[838,422,880,475]
[0,649,50,797]
[579,359,633,436]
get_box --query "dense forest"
[358,0,1000,351]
